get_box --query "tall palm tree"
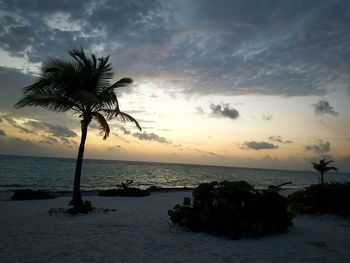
[15,47,141,213]
[312,158,338,184]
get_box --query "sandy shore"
[1,191,350,263]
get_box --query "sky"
[0,0,349,171]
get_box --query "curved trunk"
[70,118,90,212]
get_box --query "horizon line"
[0,153,333,174]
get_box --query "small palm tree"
[312,158,338,184]
[15,47,141,213]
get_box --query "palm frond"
[92,112,110,139]
[110,78,133,89]
[14,94,76,112]
[323,160,334,166]
[69,47,92,69]
[75,89,100,104]
[117,111,142,131]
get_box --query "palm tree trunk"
[70,119,90,212]
[320,172,324,184]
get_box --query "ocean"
[0,154,349,193]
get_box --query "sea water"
[0,154,349,193]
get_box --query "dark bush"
[98,179,150,197]
[168,181,293,238]
[12,189,55,200]
[97,188,150,197]
[288,183,350,217]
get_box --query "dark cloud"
[0,67,35,111]
[337,155,350,171]
[313,100,338,116]
[188,147,225,158]
[268,136,293,144]
[25,120,77,137]
[0,116,77,138]
[132,131,171,144]
[0,116,32,134]
[0,136,45,156]
[243,141,279,150]
[305,140,331,154]
[0,129,6,136]
[119,126,131,135]
[108,145,123,151]
[39,136,59,145]
[0,0,349,99]
[60,137,76,145]
[210,103,239,120]
[0,135,74,157]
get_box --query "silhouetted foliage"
[15,47,141,213]
[312,158,338,184]
[98,188,150,197]
[168,181,293,238]
[288,183,350,217]
[12,189,55,200]
[98,180,150,197]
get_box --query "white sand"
[1,191,350,263]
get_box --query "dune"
[1,191,350,262]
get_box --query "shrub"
[288,183,350,217]
[11,189,55,200]
[168,181,293,238]
[97,180,150,197]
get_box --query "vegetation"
[168,181,293,238]
[12,189,55,200]
[288,183,350,217]
[98,180,150,197]
[312,158,338,184]
[15,48,141,214]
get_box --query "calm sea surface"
[0,154,349,192]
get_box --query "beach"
[1,191,350,263]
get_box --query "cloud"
[0,67,35,111]
[0,136,45,156]
[313,100,338,116]
[25,120,77,137]
[108,145,123,151]
[0,129,6,136]
[0,116,77,139]
[195,106,205,114]
[119,126,131,135]
[60,137,77,145]
[262,115,272,121]
[132,131,171,144]
[0,116,32,134]
[188,147,225,158]
[268,136,293,144]
[305,140,331,154]
[0,135,75,157]
[1,0,349,100]
[210,103,239,120]
[243,141,278,150]
[39,136,59,145]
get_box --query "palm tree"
[312,158,338,184]
[15,47,141,213]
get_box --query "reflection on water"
[0,155,349,192]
